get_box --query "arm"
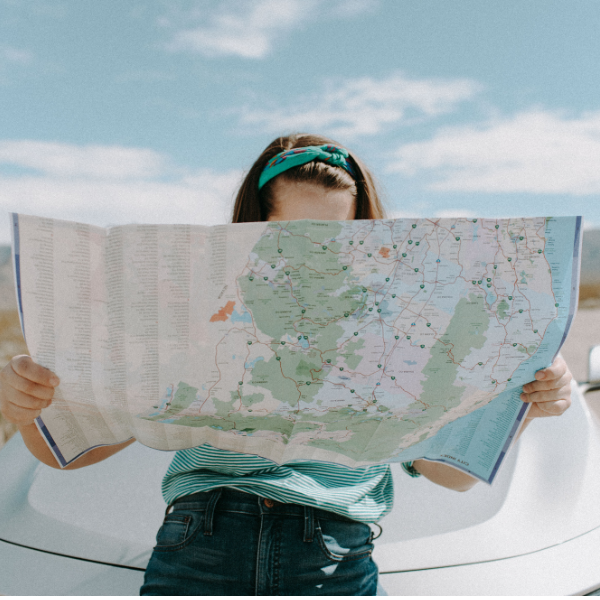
[0,355,135,469]
[411,356,572,492]
[19,422,136,470]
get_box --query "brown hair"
[231,133,386,223]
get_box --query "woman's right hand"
[0,355,60,426]
[1,355,134,469]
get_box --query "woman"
[0,133,573,595]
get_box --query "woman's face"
[267,178,356,222]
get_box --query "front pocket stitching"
[154,514,200,551]
[315,523,374,563]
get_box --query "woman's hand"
[520,355,573,420]
[1,354,135,469]
[0,355,59,425]
[412,355,573,492]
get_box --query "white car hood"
[376,382,600,573]
[0,438,171,569]
[1,381,599,572]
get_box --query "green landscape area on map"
[142,220,514,462]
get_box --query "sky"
[1,0,599,244]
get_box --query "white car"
[2,350,600,596]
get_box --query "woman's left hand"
[520,355,573,420]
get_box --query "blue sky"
[1,0,599,243]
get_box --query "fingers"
[3,385,52,409]
[521,377,572,403]
[2,362,56,402]
[526,398,571,419]
[521,356,572,421]
[522,371,572,393]
[0,396,43,425]
[521,380,572,418]
[533,355,567,381]
[0,355,59,426]
[520,356,573,421]
[521,385,572,406]
[11,355,60,387]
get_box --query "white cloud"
[386,209,425,220]
[389,109,600,195]
[162,0,376,59]
[241,73,480,137]
[0,141,242,244]
[165,0,318,59]
[0,141,167,180]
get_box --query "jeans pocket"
[154,511,201,551]
[315,517,374,563]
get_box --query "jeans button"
[263,498,275,508]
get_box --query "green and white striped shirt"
[162,445,396,524]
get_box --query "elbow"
[36,455,64,470]
[431,477,479,493]
[440,473,479,492]
[414,460,479,492]
[453,479,479,492]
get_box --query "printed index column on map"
[129,223,210,450]
[15,215,130,465]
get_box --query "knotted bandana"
[258,144,356,190]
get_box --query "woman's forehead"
[267,179,356,221]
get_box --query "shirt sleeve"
[401,461,421,478]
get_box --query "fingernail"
[50,376,60,386]
[520,393,528,401]
[535,371,546,380]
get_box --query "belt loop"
[369,522,383,541]
[204,488,223,536]
[303,505,315,543]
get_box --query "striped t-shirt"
[162,445,395,524]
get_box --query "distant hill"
[581,229,600,285]
[579,229,600,307]
[0,246,16,310]
[1,230,599,310]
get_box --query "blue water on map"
[245,357,264,369]
[231,308,252,324]
[147,386,173,416]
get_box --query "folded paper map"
[12,214,582,482]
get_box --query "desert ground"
[1,306,600,450]
[0,311,28,447]
[560,306,600,382]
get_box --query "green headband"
[258,144,356,190]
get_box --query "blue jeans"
[141,487,379,596]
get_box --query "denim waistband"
[168,487,380,543]
[170,487,360,524]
